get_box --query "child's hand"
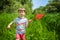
[7,22,13,29]
[7,25,11,29]
[28,19,32,22]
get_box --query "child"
[7,7,30,40]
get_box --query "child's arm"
[7,21,14,29]
[26,19,32,27]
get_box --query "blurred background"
[0,0,60,40]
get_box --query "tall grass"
[0,12,60,40]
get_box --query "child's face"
[18,10,25,17]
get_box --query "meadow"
[0,12,60,40]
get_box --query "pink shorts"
[16,34,25,40]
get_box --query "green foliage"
[41,13,60,40]
[45,5,57,13]
[44,0,60,13]
[0,0,32,13]
[0,12,60,40]
[0,0,22,13]
[0,0,60,40]
[35,0,60,13]
[0,13,18,40]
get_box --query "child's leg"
[21,34,25,40]
[16,34,20,40]
[16,39,19,40]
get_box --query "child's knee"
[16,39,20,40]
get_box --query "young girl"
[7,7,31,40]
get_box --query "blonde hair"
[18,7,25,11]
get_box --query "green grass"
[0,13,60,40]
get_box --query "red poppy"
[35,14,45,19]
